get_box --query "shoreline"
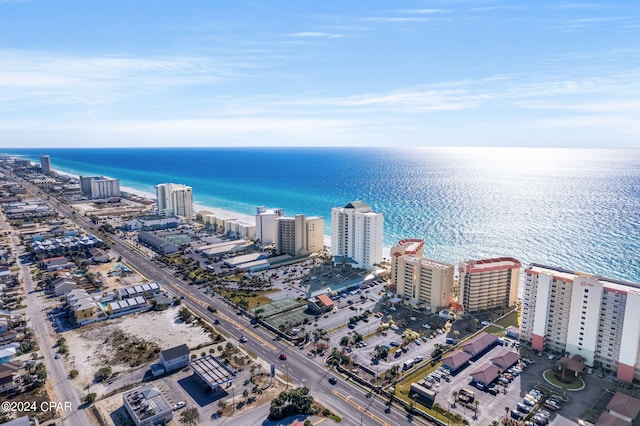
[53,167,343,254]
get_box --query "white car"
[481,320,491,326]
[172,401,186,410]
[422,324,431,329]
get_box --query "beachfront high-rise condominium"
[390,239,425,284]
[156,183,194,219]
[40,154,51,173]
[330,201,383,271]
[391,239,454,310]
[458,257,521,314]
[520,264,640,382]
[255,206,284,246]
[79,176,121,199]
[275,214,324,256]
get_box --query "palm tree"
[452,390,458,407]
[179,407,200,426]
[504,406,510,421]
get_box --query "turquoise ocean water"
[4,147,639,284]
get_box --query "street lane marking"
[197,298,277,351]
[331,390,389,426]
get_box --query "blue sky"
[1,0,639,148]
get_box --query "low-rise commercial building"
[123,385,173,426]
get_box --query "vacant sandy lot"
[64,306,214,394]
[88,260,148,293]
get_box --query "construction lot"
[62,306,215,398]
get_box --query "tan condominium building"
[156,183,193,219]
[458,257,521,314]
[390,239,425,284]
[275,214,324,256]
[391,239,454,311]
[520,263,640,383]
[255,206,284,246]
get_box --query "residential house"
[40,256,75,272]
[0,416,40,426]
[115,283,160,300]
[65,289,99,325]
[159,344,190,373]
[0,369,19,394]
[0,343,18,364]
[89,248,110,263]
[52,278,78,296]
[107,297,148,316]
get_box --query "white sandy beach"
[54,167,390,257]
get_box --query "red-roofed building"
[605,392,640,423]
[441,350,472,373]
[557,354,586,378]
[470,363,501,386]
[595,411,631,426]
[461,332,498,359]
[490,349,520,370]
[307,293,334,313]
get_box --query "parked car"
[511,410,524,420]
[173,401,186,411]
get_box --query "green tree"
[179,407,200,426]
[269,387,314,420]
[178,306,193,322]
[84,393,97,405]
[94,366,112,382]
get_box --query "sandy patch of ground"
[88,261,148,293]
[64,306,213,393]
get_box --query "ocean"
[4,147,640,284]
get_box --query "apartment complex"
[156,183,193,219]
[275,214,324,256]
[79,176,121,199]
[458,257,521,314]
[390,239,425,283]
[520,264,640,382]
[391,239,454,310]
[255,206,284,246]
[330,201,383,271]
[39,154,51,173]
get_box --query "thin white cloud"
[287,31,344,39]
[515,100,640,112]
[362,17,429,23]
[401,9,449,15]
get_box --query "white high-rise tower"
[330,201,383,271]
[156,183,194,219]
